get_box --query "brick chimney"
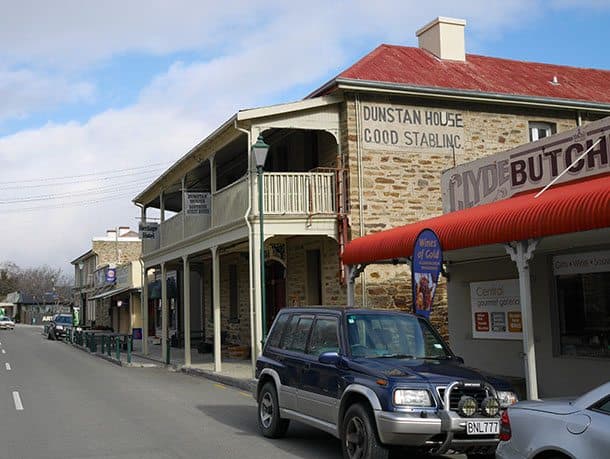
[416,17,466,61]
[118,226,130,237]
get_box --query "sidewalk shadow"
[196,404,339,458]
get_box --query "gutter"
[332,78,610,113]
[234,121,256,378]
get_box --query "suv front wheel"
[341,403,389,459]
[257,382,289,438]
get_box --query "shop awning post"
[506,239,539,400]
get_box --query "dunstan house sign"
[441,116,610,213]
[360,102,464,152]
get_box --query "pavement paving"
[0,325,463,459]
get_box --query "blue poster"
[412,229,443,318]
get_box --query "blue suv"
[255,308,518,459]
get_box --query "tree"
[0,262,74,304]
[17,265,72,303]
[0,261,20,299]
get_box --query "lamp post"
[252,135,270,339]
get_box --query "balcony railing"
[212,177,249,227]
[260,172,336,215]
[144,171,337,255]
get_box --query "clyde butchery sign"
[441,116,610,213]
[360,101,464,152]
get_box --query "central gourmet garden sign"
[360,101,464,152]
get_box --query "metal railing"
[70,329,133,364]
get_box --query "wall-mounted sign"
[360,101,464,152]
[470,279,522,340]
[553,250,610,276]
[138,222,159,239]
[441,116,610,213]
[105,267,116,284]
[412,229,443,319]
[185,192,211,215]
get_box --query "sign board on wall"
[470,279,522,340]
[441,116,610,213]
[185,192,211,214]
[138,222,159,239]
[360,102,464,152]
[553,250,610,276]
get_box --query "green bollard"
[102,335,106,353]
[127,335,132,364]
[115,336,120,361]
[166,338,170,365]
[107,336,111,357]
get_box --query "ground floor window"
[556,268,610,359]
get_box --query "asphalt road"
[0,325,462,459]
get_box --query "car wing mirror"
[454,355,465,364]
[318,351,340,365]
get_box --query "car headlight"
[458,395,478,417]
[497,391,518,408]
[56,325,64,330]
[481,396,501,417]
[393,389,432,407]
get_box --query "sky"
[1,0,609,273]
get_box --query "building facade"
[133,17,610,374]
[71,227,142,328]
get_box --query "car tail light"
[499,410,511,441]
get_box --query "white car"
[0,316,15,330]
[497,381,610,459]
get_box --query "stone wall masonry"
[340,93,594,342]
[92,240,142,267]
[202,253,250,347]
[285,236,346,307]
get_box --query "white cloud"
[0,69,94,123]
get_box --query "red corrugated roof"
[342,174,610,266]
[324,45,610,105]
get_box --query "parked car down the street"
[496,381,610,459]
[255,308,519,459]
[46,314,73,340]
[0,316,15,330]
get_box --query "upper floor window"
[529,122,556,142]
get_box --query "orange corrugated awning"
[342,174,610,266]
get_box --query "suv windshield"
[55,315,72,325]
[346,313,450,359]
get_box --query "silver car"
[0,316,15,330]
[496,382,610,459]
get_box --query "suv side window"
[281,315,313,353]
[307,316,339,356]
[267,313,289,348]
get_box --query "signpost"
[412,229,443,319]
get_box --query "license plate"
[466,420,499,435]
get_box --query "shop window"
[229,264,238,322]
[556,271,610,358]
[529,122,556,141]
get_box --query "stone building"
[132,17,610,373]
[71,227,142,328]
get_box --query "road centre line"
[5,363,11,370]
[12,391,23,411]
